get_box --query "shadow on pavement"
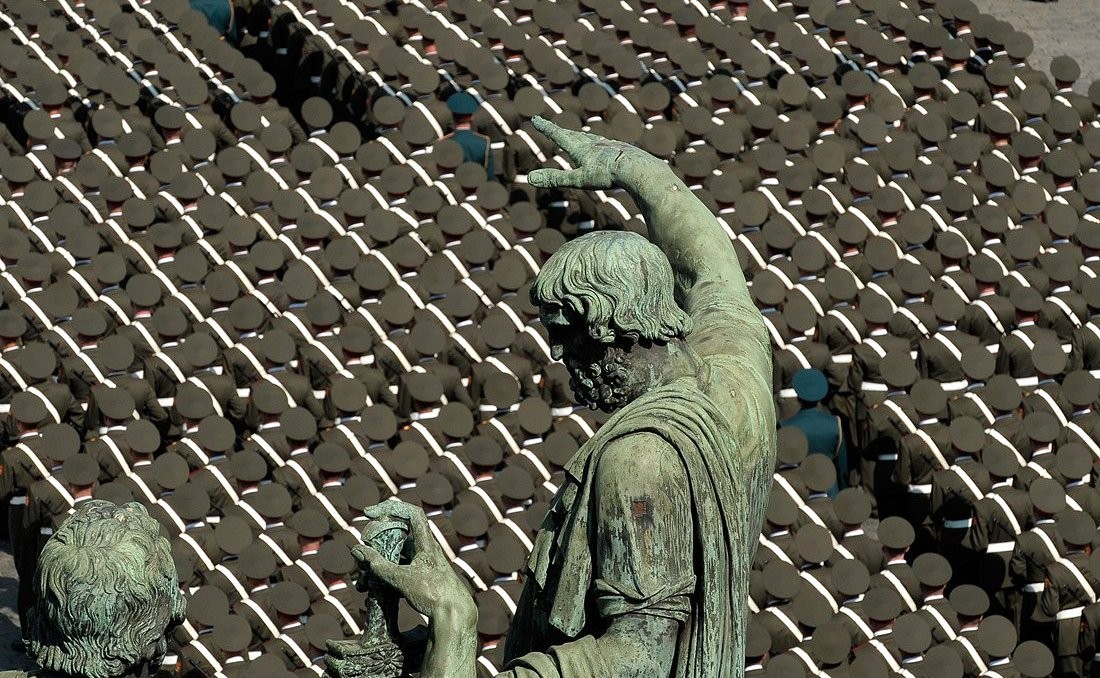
[0,540,34,672]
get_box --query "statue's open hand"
[352,500,473,620]
[528,115,657,191]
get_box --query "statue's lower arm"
[325,502,478,678]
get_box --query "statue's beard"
[565,344,640,413]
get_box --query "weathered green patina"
[343,117,776,678]
[326,520,411,678]
[1,500,186,678]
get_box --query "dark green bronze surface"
[6,500,185,678]
[338,118,776,678]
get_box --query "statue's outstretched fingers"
[531,116,563,141]
[532,116,591,163]
[529,167,612,190]
[529,168,574,188]
[531,115,553,131]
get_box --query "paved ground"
[0,0,1095,674]
[971,0,1100,93]
[0,541,35,671]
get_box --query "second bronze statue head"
[27,500,186,678]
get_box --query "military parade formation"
[0,0,1099,675]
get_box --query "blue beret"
[447,92,479,115]
[792,368,828,402]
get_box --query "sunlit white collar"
[410,407,441,421]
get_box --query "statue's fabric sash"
[506,361,775,678]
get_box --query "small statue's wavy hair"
[530,231,693,345]
[26,500,186,678]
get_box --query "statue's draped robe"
[503,345,776,677]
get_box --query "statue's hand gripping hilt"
[324,520,410,678]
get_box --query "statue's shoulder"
[584,388,701,461]
[0,670,30,678]
[596,430,683,485]
[607,378,728,442]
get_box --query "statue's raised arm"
[528,116,749,294]
[527,116,768,369]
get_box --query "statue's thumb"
[353,545,397,581]
[527,169,555,188]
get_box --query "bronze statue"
[341,117,776,677]
[0,500,186,678]
[326,519,411,678]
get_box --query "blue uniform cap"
[792,368,828,403]
[447,92,479,115]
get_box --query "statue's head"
[531,230,693,412]
[26,500,186,678]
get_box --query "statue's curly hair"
[530,230,693,345]
[26,500,186,678]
